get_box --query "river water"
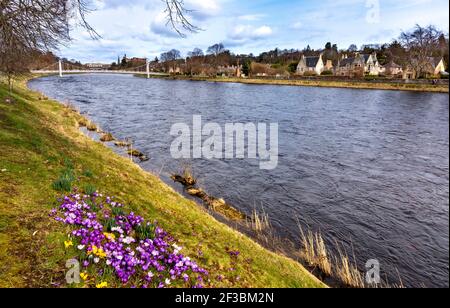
[29,74,449,288]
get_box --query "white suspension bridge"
[31,59,167,78]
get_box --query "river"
[29,74,449,288]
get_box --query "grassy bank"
[0,77,325,288]
[136,74,449,93]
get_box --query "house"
[336,54,365,78]
[402,66,417,80]
[324,59,334,71]
[402,57,446,79]
[335,53,381,77]
[427,57,446,76]
[126,57,147,66]
[217,65,242,77]
[168,66,182,74]
[363,53,381,75]
[296,53,324,76]
[383,61,403,77]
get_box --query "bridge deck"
[31,70,168,76]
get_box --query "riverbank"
[0,77,325,288]
[136,74,449,93]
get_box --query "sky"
[60,0,450,63]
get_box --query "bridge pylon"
[59,60,63,77]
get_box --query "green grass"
[0,77,325,288]
[52,167,76,192]
[82,183,97,196]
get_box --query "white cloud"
[253,26,273,37]
[57,0,449,62]
[291,21,303,29]
[187,0,220,12]
[150,12,181,38]
[238,14,266,21]
[186,0,221,20]
[229,25,273,41]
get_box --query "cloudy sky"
[61,0,449,63]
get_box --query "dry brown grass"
[100,133,115,142]
[64,102,79,113]
[182,166,196,187]
[213,77,449,93]
[78,117,88,127]
[250,208,271,233]
[114,140,131,147]
[299,226,332,276]
[86,122,97,132]
[334,248,365,288]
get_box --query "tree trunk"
[8,76,13,96]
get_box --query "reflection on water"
[29,74,449,287]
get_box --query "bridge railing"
[32,59,165,78]
[31,70,166,75]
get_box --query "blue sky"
[61,0,449,63]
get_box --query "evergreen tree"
[242,61,250,76]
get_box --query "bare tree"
[250,62,270,77]
[207,43,227,56]
[161,49,182,73]
[0,1,99,53]
[400,24,444,77]
[386,40,408,68]
[164,0,200,37]
[1,0,196,53]
[161,49,182,62]
[0,43,31,95]
[348,44,358,52]
[1,0,198,92]
[188,48,204,58]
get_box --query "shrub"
[364,75,380,81]
[288,62,299,73]
[303,71,318,77]
[321,70,334,76]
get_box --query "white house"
[429,57,447,76]
[362,53,381,75]
[296,53,325,76]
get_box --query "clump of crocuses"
[51,192,208,288]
